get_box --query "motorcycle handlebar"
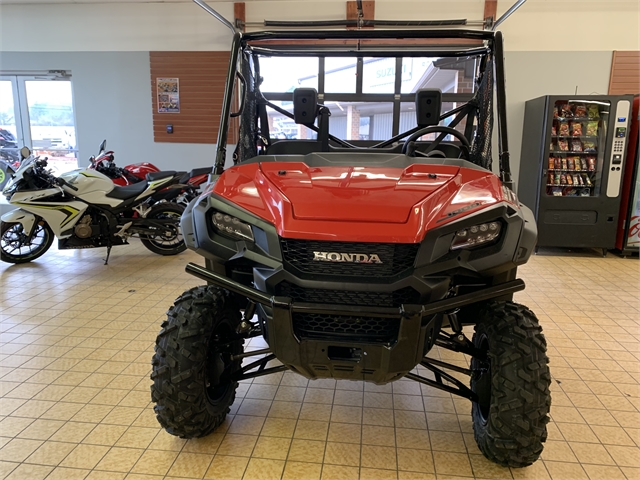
[56,177,79,191]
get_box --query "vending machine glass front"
[546,100,610,198]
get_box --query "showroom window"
[257,55,477,141]
[0,74,78,176]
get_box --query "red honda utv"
[151,20,551,468]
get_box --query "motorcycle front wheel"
[140,203,187,256]
[1,221,54,264]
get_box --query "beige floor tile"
[260,417,297,438]
[294,420,330,441]
[49,422,96,443]
[361,445,397,470]
[228,415,266,436]
[166,451,213,477]
[300,403,333,422]
[204,454,249,479]
[328,423,362,445]
[130,449,178,476]
[544,460,589,480]
[82,424,128,446]
[46,466,91,480]
[541,440,578,463]
[397,448,434,473]
[183,433,225,455]
[4,463,53,480]
[362,408,394,427]
[216,433,258,457]
[242,457,285,480]
[330,406,362,425]
[24,440,76,466]
[252,436,291,460]
[288,439,326,463]
[323,442,361,467]
[282,461,322,480]
[359,467,398,479]
[94,446,144,472]
[320,464,359,480]
[60,444,110,469]
[0,438,43,462]
[605,445,640,468]
[582,464,626,480]
[432,451,473,477]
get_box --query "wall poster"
[157,78,180,113]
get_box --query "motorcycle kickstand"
[104,245,112,265]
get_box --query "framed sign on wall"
[157,77,180,113]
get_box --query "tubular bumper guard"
[186,262,525,384]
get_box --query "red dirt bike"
[88,140,212,205]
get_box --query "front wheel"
[140,203,186,255]
[470,301,551,468]
[1,221,54,264]
[151,286,243,438]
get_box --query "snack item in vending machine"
[562,158,568,170]
[586,121,598,136]
[548,173,554,185]
[554,106,560,119]
[559,122,570,136]
[558,139,569,151]
[552,187,563,196]
[583,140,597,153]
[574,174,582,185]
[549,157,555,169]
[571,122,583,136]
[560,174,567,185]
[555,158,562,169]
[567,175,573,185]
[559,103,573,118]
[587,157,596,171]
[555,173,561,185]
[580,158,588,170]
[573,104,588,117]
[583,174,592,186]
[587,104,600,119]
[574,157,581,170]
[572,139,583,152]
[551,124,557,136]
[567,158,575,170]
[580,189,590,197]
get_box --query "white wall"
[1,0,638,52]
[498,0,640,52]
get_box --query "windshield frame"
[213,28,512,188]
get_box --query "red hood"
[261,163,458,223]
[212,161,510,243]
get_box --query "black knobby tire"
[1,221,54,264]
[471,301,551,468]
[140,203,186,256]
[151,286,243,438]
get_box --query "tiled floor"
[0,241,638,480]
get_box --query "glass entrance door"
[0,75,78,182]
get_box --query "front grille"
[276,281,420,308]
[280,239,420,277]
[293,313,399,343]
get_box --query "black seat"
[146,170,176,182]
[266,141,322,155]
[105,181,148,200]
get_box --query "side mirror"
[415,89,442,127]
[98,139,107,154]
[293,88,318,126]
[20,146,31,160]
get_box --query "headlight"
[212,211,254,242]
[3,180,19,199]
[451,221,501,250]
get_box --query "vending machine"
[616,95,639,256]
[518,95,634,252]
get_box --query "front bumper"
[186,262,525,384]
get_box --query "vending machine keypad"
[606,101,631,198]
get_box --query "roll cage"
[213,28,513,189]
